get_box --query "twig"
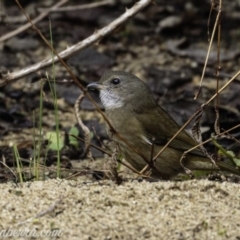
[0,157,17,181]
[69,134,144,176]
[38,0,114,12]
[0,0,68,43]
[140,137,155,176]
[214,0,222,135]
[153,70,240,161]
[181,124,240,161]
[104,145,123,184]
[69,134,111,156]
[179,123,240,176]
[74,93,92,160]
[191,105,215,164]
[194,1,222,99]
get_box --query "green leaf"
[68,126,79,148]
[46,131,64,151]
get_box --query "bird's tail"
[187,158,240,176]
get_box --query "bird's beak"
[87,82,105,91]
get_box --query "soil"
[0,178,240,240]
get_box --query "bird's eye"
[111,78,120,85]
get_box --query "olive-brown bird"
[87,71,240,179]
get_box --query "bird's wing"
[136,106,205,157]
[133,105,240,176]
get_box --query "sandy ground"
[0,178,239,240]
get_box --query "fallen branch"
[38,0,114,13]
[74,93,92,160]
[0,0,68,43]
[0,0,153,87]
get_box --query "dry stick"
[0,158,17,181]
[75,92,122,179]
[104,146,122,183]
[140,137,155,176]
[11,157,71,176]
[38,0,114,12]
[69,134,112,156]
[191,106,217,167]
[194,1,222,100]
[224,132,240,145]
[153,70,240,162]
[91,125,104,149]
[0,0,153,86]
[179,123,240,171]
[74,93,92,159]
[69,134,142,176]
[191,1,222,166]
[207,2,214,41]
[214,0,222,134]
[181,106,214,175]
[191,106,204,144]
[0,0,68,43]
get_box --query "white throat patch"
[100,90,124,110]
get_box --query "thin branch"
[214,0,222,134]
[183,124,240,163]
[38,0,114,13]
[194,1,222,99]
[74,93,92,159]
[0,0,68,43]
[153,70,240,161]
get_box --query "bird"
[87,71,240,179]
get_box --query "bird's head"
[87,71,155,110]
